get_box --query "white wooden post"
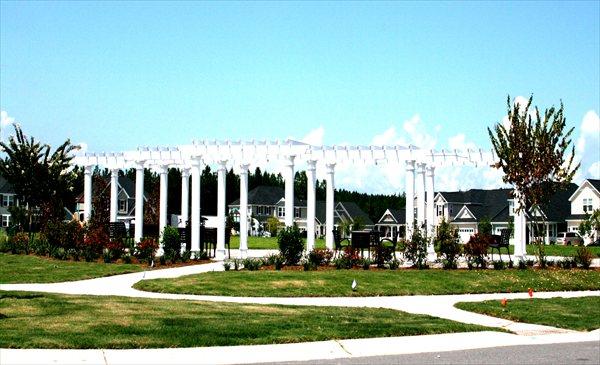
[416,163,426,229]
[83,165,93,222]
[425,165,436,258]
[284,155,295,227]
[306,160,317,252]
[134,162,145,243]
[239,163,250,258]
[110,168,118,223]
[405,160,415,239]
[180,168,189,228]
[190,158,202,253]
[158,166,168,241]
[325,162,335,250]
[216,160,227,260]
[513,189,527,260]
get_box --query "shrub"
[360,258,372,270]
[9,232,29,254]
[518,259,527,270]
[83,226,109,261]
[232,258,241,271]
[135,238,159,265]
[302,258,313,271]
[102,248,112,263]
[405,226,428,269]
[223,261,232,271]
[435,219,461,269]
[277,225,304,265]
[464,233,492,269]
[30,234,49,256]
[67,248,79,261]
[45,220,84,252]
[181,250,192,263]
[372,245,394,268]
[387,258,401,270]
[242,257,262,271]
[161,226,181,263]
[273,254,285,270]
[122,253,132,264]
[159,255,166,266]
[575,246,593,269]
[492,260,506,270]
[106,238,125,261]
[307,248,334,267]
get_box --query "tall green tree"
[0,124,79,231]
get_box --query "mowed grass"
[228,236,326,250]
[134,269,600,297]
[0,291,494,349]
[0,253,143,284]
[455,296,600,331]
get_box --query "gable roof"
[337,202,374,226]
[538,182,579,222]
[230,185,285,206]
[377,208,406,225]
[569,179,600,202]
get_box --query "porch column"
[325,162,335,250]
[513,190,526,259]
[284,155,295,227]
[306,160,317,251]
[134,162,145,243]
[405,160,415,239]
[416,163,426,229]
[158,166,168,241]
[545,223,550,245]
[216,160,227,260]
[239,163,250,258]
[180,168,190,228]
[190,158,202,253]
[83,165,93,222]
[110,168,119,223]
[425,165,436,258]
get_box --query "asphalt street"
[258,341,600,365]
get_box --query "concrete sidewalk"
[1,261,599,364]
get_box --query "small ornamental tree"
[579,209,600,244]
[277,225,304,265]
[435,219,461,269]
[488,96,579,265]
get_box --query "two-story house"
[566,179,600,238]
[0,176,19,228]
[228,185,374,237]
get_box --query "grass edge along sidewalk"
[0,291,496,349]
[133,269,600,297]
[455,296,600,331]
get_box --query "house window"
[2,195,14,207]
[436,205,444,216]
[509,200,515,216]
[583,198,593,213]
[118,199,127,213]
[278,207,285,217]
[1,215,10,227]
[294,207,301,218]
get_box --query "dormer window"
[118,199,127,213]
[2,195,14,207]
[436,205,444,216]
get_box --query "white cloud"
[1,110,15,128]
[574,110,600,183]
[581,110,600,135]
[301,126,324,146]
[588,162,600,179]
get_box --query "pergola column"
[180,168,190,228]
[306,160,317,252]
[416,163,426,229]
[134,161,145,243]
[284,155,295,227]
[109,168,119,223]
[513,189,526,260]
[190,158,202,253]
[325,162,335,250]
[158,166,168,241]
[239,163,250,258]
[405,160,415,238]
[425,165,436,258]
[216,160,227,260]
[83,165,93,222]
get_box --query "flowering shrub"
[135,238,158,265]
[333,246,361,269]
[9,232,30,254]
[307,248,334,267]
[105,238,125,261]
[82,227,109,261]
[44,220,85,251]
[464,233,492,269]
[435,219,462,269]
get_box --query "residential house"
[0,176,19,228]
[375,208,406,239]
[566,179,600,239]
[228,185,374,237]
[75,176,148,225]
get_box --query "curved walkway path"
[1,261,599,365]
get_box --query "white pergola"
[73,140,528,260]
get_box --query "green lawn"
[0,253,143,284]
[134,269,600,297]
[0,291,494,349]
[488,244,600,257]
[455,296,600,331]
[228,236,326,250]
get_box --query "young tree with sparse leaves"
[488,95,579,265]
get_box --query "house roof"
[440,189,511,223]
[230,185,285,206]
[541,183,579,222]
[376,208,406,225]
[76,175,146,203]
[0,176,15,194]
[569,179,600,201]
[338,201,374,226]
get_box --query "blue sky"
[1,1,598,193]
